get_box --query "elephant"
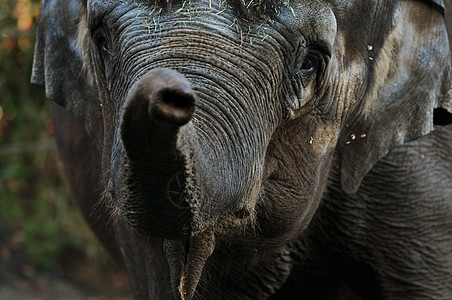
[32,0,452,298]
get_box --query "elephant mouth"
[164,228,216,300]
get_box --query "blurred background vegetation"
[0,0,130,297]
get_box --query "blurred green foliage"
[0,0,107,271]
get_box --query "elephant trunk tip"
[153,86,196,126]
[123,68,196,133]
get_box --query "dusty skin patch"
[362,23,403,115]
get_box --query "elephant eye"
[100,40,109,54]
[93,28,112,60]
[301,58,314,72]
[296,53,321,88]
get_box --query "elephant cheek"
[258,123,340,241]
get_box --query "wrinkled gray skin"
[32,0,452,298]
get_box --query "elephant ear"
[339,0,452,194]
[31,0,102,141]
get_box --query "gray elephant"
[32,0,452,298]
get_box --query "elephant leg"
[270,270,363,300]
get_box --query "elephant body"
[33,0,452,298]
[282,126,452,299]
[51,102,452,299]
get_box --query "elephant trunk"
[119,68,200,240]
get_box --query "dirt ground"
[0,231,133,300]
[0,262,133,300]
[0,276,129,300]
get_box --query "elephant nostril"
[155,88,195,125]
[160,89,195,109]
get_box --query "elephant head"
[32,0,451,298]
